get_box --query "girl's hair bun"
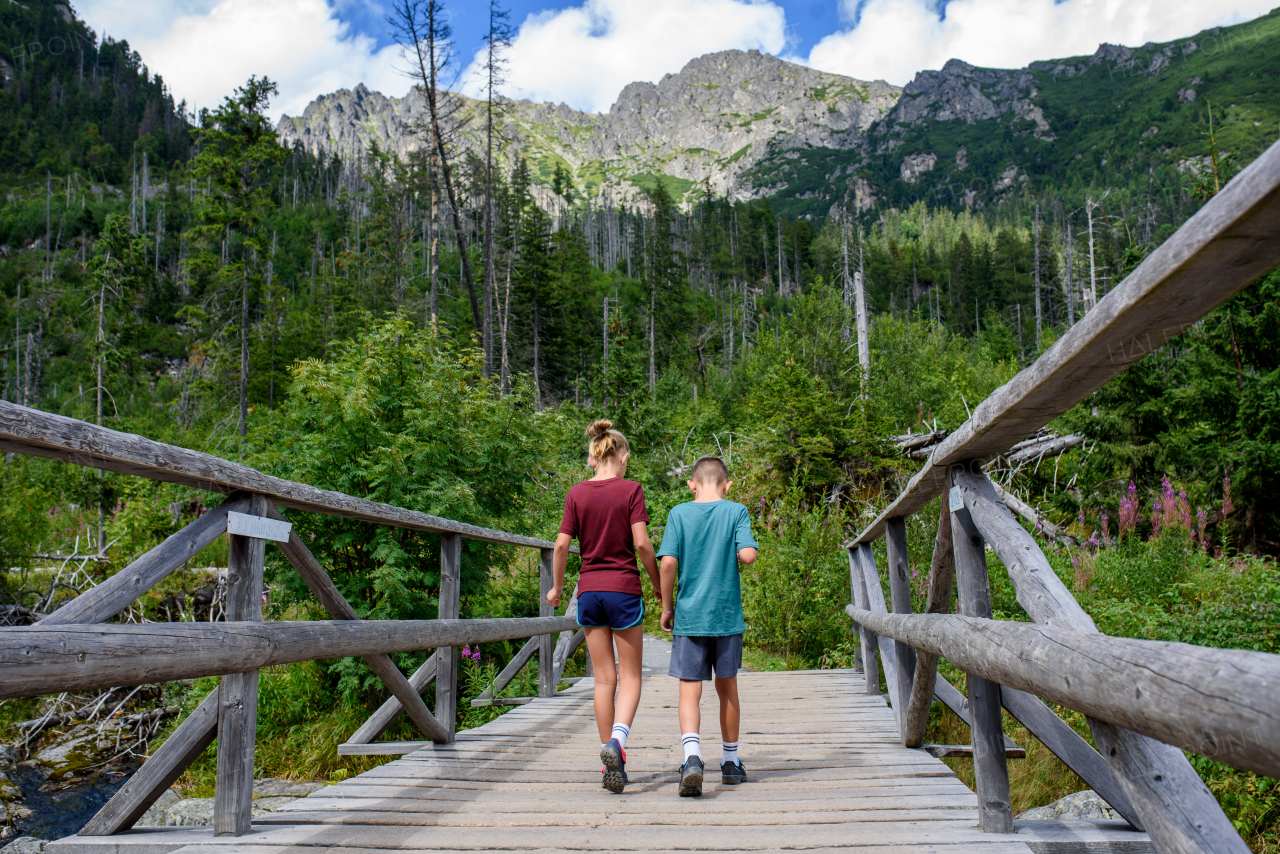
[585,419,629,462]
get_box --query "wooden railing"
[0,402,582,837]
[846,138,1280,854]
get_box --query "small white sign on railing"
[948,486,964,512]
[227,511,292,543]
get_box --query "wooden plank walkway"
[49,638,1153,854]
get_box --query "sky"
[71,0,1279,122]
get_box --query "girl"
[548,419,660,794]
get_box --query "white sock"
[610,723,630,750]
[682,732,702,760]
[722,740,739,765]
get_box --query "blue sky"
[72,0,1278,122]
[337,0,847,63]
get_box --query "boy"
[657,456,759,797]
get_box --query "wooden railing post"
[949,478,1013,834]
[538,548,555,698]
[884,517,916,745]
[847,547,878,695]
[214,492,267,837]
[437,532,461,741]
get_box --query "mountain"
[280,10,1280,220]
[761,12,1280,217]
[275,50,900,205]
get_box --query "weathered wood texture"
[847,548,879,695]
[0,401,566,551]
[79,690,220,834]
[905,500,954,748]
[0,616,581,700]
[843,607,1280,780]
[998,687,1141,829]
[271,513,448,743]
[990,481,1075,546]
[215,493,267,837]
[117,655,1149,853]
[855,545,900,729]
[39,496,251,627]
[214,670,257,836]
[956,469,1244,851]
[950,498,1013,834]
[436,533,461,741]
[539,548,555,699]
[885,518,916,744]
[345,656,439,747]
[931,674,1020,753]
[925,743,1025,759]
[853,137,1280,545]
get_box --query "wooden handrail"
[852,136,1280,545]
[0,616,580,700]
[0,401,570,551]
[846,607,1280,781]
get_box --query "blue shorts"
[669,634,743,681]
[576,591,645,630]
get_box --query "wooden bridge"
[5,139,1280,854]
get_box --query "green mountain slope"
[753,11,1280,218]
[0,0,190,186]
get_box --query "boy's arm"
[632,521,661,594]
[737,547,759,565]
[659,555,678,631]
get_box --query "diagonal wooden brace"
[271,508,449,744]
[40,494,253,627]
[79,690,220,834]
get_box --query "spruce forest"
[1,0,1278,846]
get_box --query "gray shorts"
[669,634,743,681]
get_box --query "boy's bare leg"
[584,626,617,744]
[612,625,646,729]
[678,679,703,735]
[714,676,740,743]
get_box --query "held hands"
[546,586,562,608]
[660,607,675,632]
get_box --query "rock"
[1018,790,1117,821]
[137,789,182,826]
[0,746,19,768]
[0,838,46,854]
[252,779,325,799]
[900,152,937,183]
[158,787,318,826]
[163,798,215,826]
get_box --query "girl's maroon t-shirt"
[558,477,649,595]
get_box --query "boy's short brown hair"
[690,456,729,485]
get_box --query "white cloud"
[74,0,406,121]
[807,0,1278,85]
[462,0,788,114]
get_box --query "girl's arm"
[632,521,661,594]
[547,532,572,607]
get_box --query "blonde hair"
[586,419,629,463]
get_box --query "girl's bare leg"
[612,624,646,729]
[584,626,617,744]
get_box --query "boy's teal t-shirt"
[656,499,758,636]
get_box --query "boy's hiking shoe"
[601,738,628,793]
[679,756,704,797]
[721,760,748,784]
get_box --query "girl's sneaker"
[601,738,628,793]
[679,756,704,797]
[721,760,748,784]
